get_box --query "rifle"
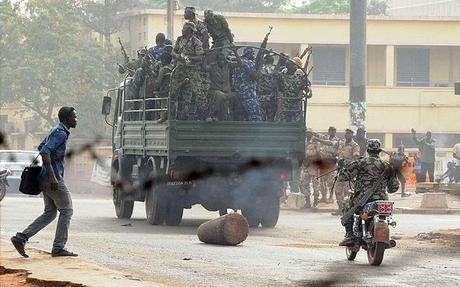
[255,26,273,72]
[299,46,311,60]
[340,168,390,225]
[118,37,129,64]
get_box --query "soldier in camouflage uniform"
[184,7,210,50]
[231,47,262,121]
[205,51,231,120]
[300,130,322,208]
[204,10,233,49]
[338,139,399,245]
[333,129,360,214]
[257,54,276,121]
[274,60,306,122]
[171,22,204,120]
[153,52,174,121]
[317,127,340,203]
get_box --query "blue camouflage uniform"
[232,56,262,121]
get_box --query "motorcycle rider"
[337,139,399,246]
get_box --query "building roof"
[121,8,460,22]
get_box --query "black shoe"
[339,233,355,246]
[11,236,28,258]
[51,249,78,257]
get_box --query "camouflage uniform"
[171,35,204,120]
[335,139,360,209]
[319,135,340,201]
[300,138,322,207]
[232,57,262,121]
[274,72,306,122]
[153,63,174,120]
[257,64,276,121]
[191,18,210,50]
[339,155,399,227]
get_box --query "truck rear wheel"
[165,200,183,226]
[242,208,260,228]
[145,187,166,225]
[259,197,280,228]
[113,188,134,219]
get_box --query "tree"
[284,0,388,15]
[72,0,140,43]
[143,0,290,13]
[1,0,120,137]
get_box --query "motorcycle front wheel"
[367,242,385,266]
[346,246,358,261]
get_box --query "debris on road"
[416,229,460,246]
[197,213,249,246]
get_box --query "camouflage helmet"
[183,22,197,32]
[367,139,382,153]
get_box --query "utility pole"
[166,0,174,40]
[349,0,367,129]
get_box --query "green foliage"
[143,0,290,13]
[0,0,119,137]
[284,0,388,15]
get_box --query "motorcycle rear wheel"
[346,246,358,261]
[367,242,385,266]
[0,183,6,202]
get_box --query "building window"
[396,47,430,87]
[312,46,346,86]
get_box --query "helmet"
[367,139,382,153]
[183,22,197,32]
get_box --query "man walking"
[390,145,410,197]
[411,129,436,182]
[453,142,460,183]
[11,107,78,258]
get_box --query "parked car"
[0,150,42,193]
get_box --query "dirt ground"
[0,266,82,287]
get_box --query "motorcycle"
[345,200,397,266]
[0,169,11,202]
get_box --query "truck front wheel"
[113,188,134,219]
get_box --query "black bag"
[19,155,42,195]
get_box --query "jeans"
[16,180,73,251]
[420,162,435,182]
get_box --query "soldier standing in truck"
[171,22,204,120]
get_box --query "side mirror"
[101,96,112,115]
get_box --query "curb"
[281,207,460,215]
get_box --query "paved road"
[1,194,459,287]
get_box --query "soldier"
[148,33,172,61]
[274,60,306,122]
[153,52,174,121]
[171,22,204,120]
[231,47,262,121]
[300,129,322,208]
[184,7,210,50]
[314,127,339,203]
[205,52,231,121]
[257,54,276,121]
[354,127,368,156]
[204,10,233,49]
[338,139,399,245]
[334,129,360,214]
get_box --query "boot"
[313,198,319,208]
[339,223,355,246]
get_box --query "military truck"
[102,46,309,227]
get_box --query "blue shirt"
[38,123,70,181]
[232,57,256,93]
